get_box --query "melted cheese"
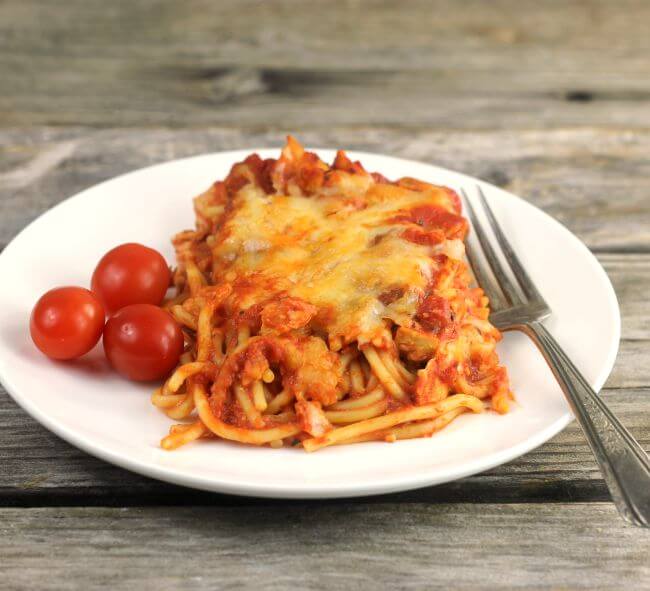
[211,181,464,344]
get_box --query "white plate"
[0,149,620,498]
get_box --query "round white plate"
[0,149,620,498]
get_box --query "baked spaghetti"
[153,137,512,452]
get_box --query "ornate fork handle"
[518,320,650,526]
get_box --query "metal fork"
[461,185,650,527]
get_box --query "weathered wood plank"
[1,387,647,506]
[1,0,648,582]
[2,504,649,590]
[1,127,650,251]
[606,340,650,389]
[603,254,650,340]
[1,0,650,129]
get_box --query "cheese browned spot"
[210,171,466,346]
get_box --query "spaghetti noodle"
[153,137,512,451]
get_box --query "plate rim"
[0,147,621,498]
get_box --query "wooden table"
[1,1,649,588]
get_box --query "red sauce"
[401,227,446,246]
[416,294,452,334]
[378,286,406,305]
[371,172,391,184]
[392,204,468,240]
[261,297,317,332]
[333,150,367,175]
[243,153,276,194]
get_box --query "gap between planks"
[1,503,649,591]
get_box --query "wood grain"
[2,127,650,252]
[1,0,649,583]
[2,504,649,590]
[1,1,650,129]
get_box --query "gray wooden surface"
[1,1,649,589]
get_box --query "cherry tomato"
[91,243,170,314]
[30,287,105,360]
[103,304,184,381]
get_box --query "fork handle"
[521,321,650,527]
